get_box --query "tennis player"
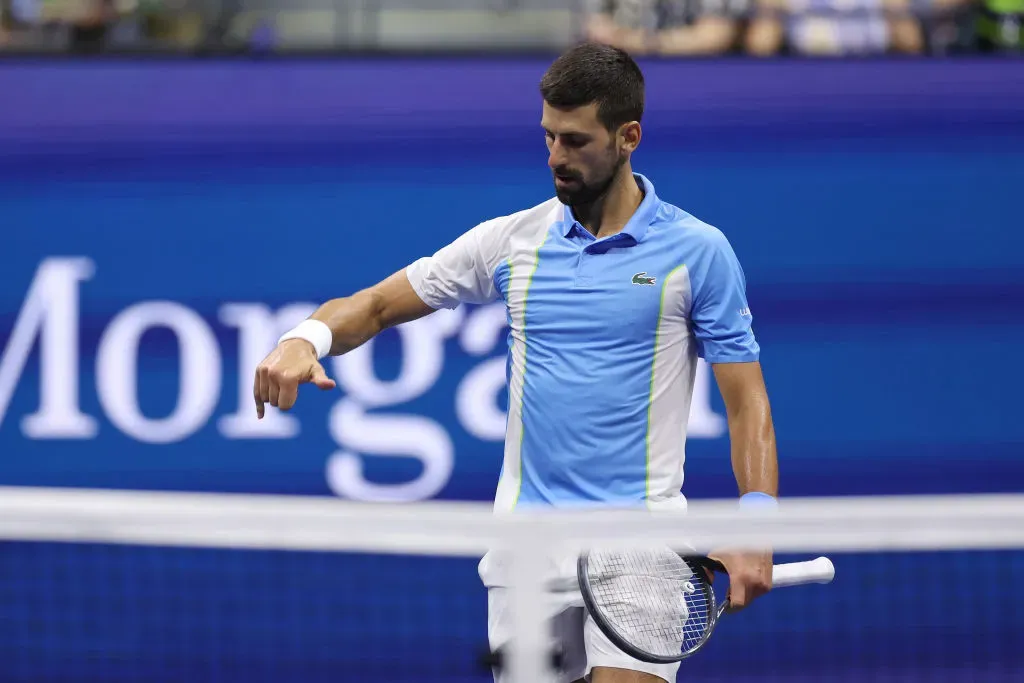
[254,43,779,683]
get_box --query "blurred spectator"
[585,0,751,56]
[0,0,121,50]
[926,0,981,54]
[0,0,201,51]
[1,2,9,47]
[1,0,36,47]
[974,0,1024,51]
[745,0,928,55]
[65,0,119,51]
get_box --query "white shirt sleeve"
[405,218,505,310]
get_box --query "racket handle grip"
[771,556,835,588]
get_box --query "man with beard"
[254,42,778,683]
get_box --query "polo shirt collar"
[561,173,660,243]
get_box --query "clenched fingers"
[727,565,771,611]
[254,341,334,418]
[276,372,300,411]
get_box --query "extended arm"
[686,227,776,609]
[254,217,502,418]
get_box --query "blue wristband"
[739,492,778,510]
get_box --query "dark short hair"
[539,42,645,131]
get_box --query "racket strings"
[586,548,714,658]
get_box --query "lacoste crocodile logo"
[631,272,656,286]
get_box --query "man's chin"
[554,189,574,205]
[554,183,586,205]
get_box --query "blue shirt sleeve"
[689,230,760,364]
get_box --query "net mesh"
[0,542,486,683]
[1,488,1023,683]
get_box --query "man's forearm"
[726,396,779,497]
[309,289,386,357]
[306,270,436,357]
[709,365,778,604]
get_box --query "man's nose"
[548,141,566,170]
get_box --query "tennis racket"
[578,548,835,663]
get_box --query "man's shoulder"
[467,197,562,257]
[650,200,731,251]
[447,197,561,268]
[478,196,563,235]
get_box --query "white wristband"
[277,319,333,360]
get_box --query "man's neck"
[573,167,644,239]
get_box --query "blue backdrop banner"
[1,58,1022,683]
[2,58,1022,501]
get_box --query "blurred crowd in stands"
[584,0,1019,55]
[0,0,1021,55]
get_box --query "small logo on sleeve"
[739,307,752,317]
[631,272,657,286]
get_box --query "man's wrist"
[278,319,333,360]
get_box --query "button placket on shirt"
[571,223,594,288]
[575,231,629,288]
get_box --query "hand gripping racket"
[578,548,835,664]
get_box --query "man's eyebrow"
[542,126,590,138]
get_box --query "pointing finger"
[255,366,268,419]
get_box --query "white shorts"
[485,582,680,683]
[480,498,688,682]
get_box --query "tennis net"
[1,487,1022,683]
